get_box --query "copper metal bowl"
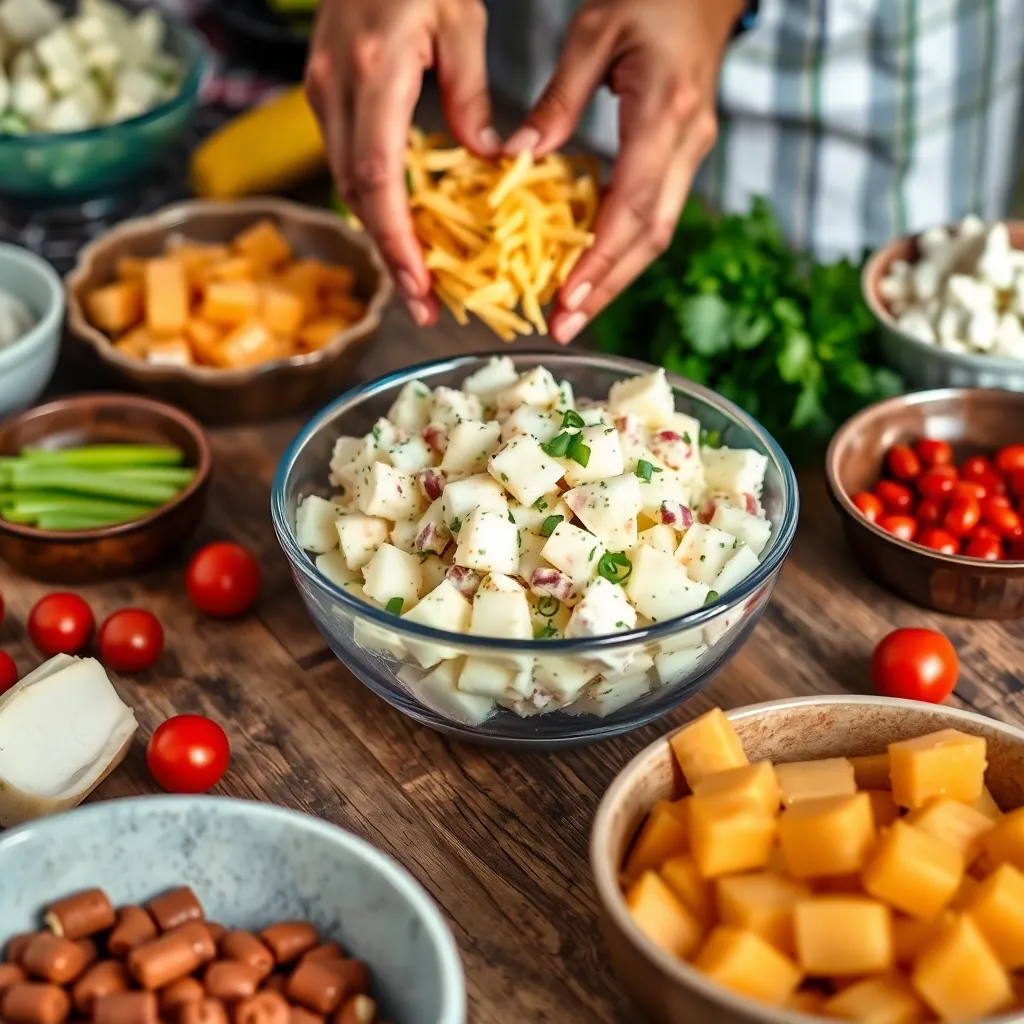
[0,394,211,583]
[65,198,393,426]
[825,388,1024,618]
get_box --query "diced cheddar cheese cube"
[233,218,293,270]
[823,973,927,1024]
[659,855,712,926]
[624,871,703,960]
[144,258,189,336]
[777,793,876,879]
[623,800,689,879]
[214,320,282,369]
[146,338,193,366]
[906,798,993,863]
[811,873,864,895]
[963,863,1024,968]
[114,325,153,359]
[775,757,856,806]
[277,259,322,310]
[261,286,306,337]
[201,280,261,326]
[85,280,144,335]
[973,786,1003,822]
[116,255,146,281]
[693,927,802,1005]
[950,874,980,910]
[689,793,776,879]
[911,913,1013,1022]
[715,871,810,956]
[669,708,748,788]
[793,897,893,975]
[692,761,780,818]
[298,316,347,351]
[862,820,963,921]
[323,292,366,322]
[318,261,356,293]
[892,915,936,965]
[850,752,892,790]
[865,789,900,829]
[786,989,827,1016]
[184,318,223,365]
[888,729,987,810]
[199,255,254,283]
[981,807,1024,872]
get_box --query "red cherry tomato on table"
[878,515,918,542]
[917,528,960,555]
[943,497,982,538]
[915,497,946,528]
[964,535,1004,561]
[871,628,958,704]
[982,499,1024,539]
[147,715,230,794]
[874,481,915,514]
[916,467,957,499]
[186,542,262,618]
[852,492,885,523]
[949,480,987,502]
[914,439,953,468]
[995,445,1024,476]
[0,651,17,694]
[28,593,95,656]
[98,609,164,673]
[886,444,922,482]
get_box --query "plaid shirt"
[486,0,1024,261]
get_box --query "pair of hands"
[305,0,745,343]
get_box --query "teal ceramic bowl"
[0,18,206,203]
[0,244,65,417]
[0,796,466,1024]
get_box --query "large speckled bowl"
[591,695,1024,1024]
[0,796,465,1024]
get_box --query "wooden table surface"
[6,95,1024,1024]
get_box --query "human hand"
[505,0,747,344]
[304,0,497,325]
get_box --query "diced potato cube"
[716,871,810,956]
[964,863,1024,968]
[823,973,927,1024]
[233,218,292,270]
[336,514,389,570]
[850,752,891,790]
[692,761,780,818]
[625,871,704,960]
[356,462,422,521]
[624,799,690,879]
[563,473,643,552]
[314,550,358,588]
[454,508,519,575]
[906,798,993,863]
[469,577,532,648]
[432,385,484,429]
[981,807,1024,872]
[144,258,189,336]
[689,793,777,879]
[776,757,856,806]
[669,707,748,788]
[563,577,636,648]
[862,820,964,921]
[635,524,678,556]
[200,280,260,326]
[693,927,802,1005]
[387,380,433,432]
[494,366,559,416]
[888,729,987,810]
[675,524,739,587]
[295,494,342,554]
[709,544,760,597]
[793,897,893,975]
[865,789,900,829]
[361,543,422,610]
[508,493,569,533]
[400,580,472,668]
[85,280,143,335]
[487,434,564,506]
[625,545,709,624]
[607,368,675,428]
[442,420,502,477]
[702,446,769,500]
[777,793,876,879]
[540,521,604,591]
[660,855,713,927]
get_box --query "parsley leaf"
[450,516,462,534]
[541,514,564,537]
[542,432,572,458]
[635,459,663,483]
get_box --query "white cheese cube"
[607,368,675,427]
[413,658,495,725]
[386,434,435,475]
[387,379,433,431]
[561,424,624,487]
[675,523,739,586]
[35,26,87,93]
[935,306,965,346]
[314,550,358,588]
[626,546,709,622]
[564,473,642,552]
[580,405,613,428]
[461,355,518,403]
[918,225,950,259]
[495,366,560,416]
[568,669,652,717]
[356,461,422,521]
[361,543,423,610]
[488,434,564,507]
[440,473,507,528]
[946,274,995,313]
[295,494,342,554]
[0,0,59,45]
[700,446,768,499]
[508,493,570,533]
[711,543,761,596]
[649,425,701,476]
[458,656,532,698]
[541,521,604,590]
[112,66,160,117]
[516,530,546,585]
[454,508,519,574]
[635,524,678,556]
[636,464,691,521]
[654,644,708,687]
[45,93,97,132]
[978,222,1014,290]
[441,419,501,476]
[565,577,637,641]
[710,503,772,556]
[994,313,1024,358]
[419,553,449,593]
[499,405,560,445]
[336,514,389,570]
[414,498,451,555]
[532,656,599,702]
[401,580,472,667]
[389,516,420,553]
[430,385,482,429]
[83,38,120,78]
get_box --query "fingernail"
[397,270,420,299]
[564,281,591,312]
[554,311,587,344]
[408,298,431,326]
[478,127,501,155]
[504,127,541,156]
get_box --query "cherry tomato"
[186,543,262,618]
[995,445,1024,476]
[914,438,953,468]
[915,497,946,528]
[852,492,885,523]
[949,480,987,502]
[878,515,918,542]
[870,628,958,704]
[0,652,17,695]
[962,455,997,484]
[985,494,1012,510]
[916,467,958,499]
[886,444,922,481]
[1008,469,1024,498]
[147,715,230,794]
[983,498,1024,539]
[943,497,982,538]
[964,535,1004,561]
[27,593,95,656]
[917,528,959,555]
[970,523,1003,543]
[874,481,915,514]
[98,609,164,673]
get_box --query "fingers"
[505,7,618,157]
[436,5,499,157]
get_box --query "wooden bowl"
[590,695,1024,1024]
[65,198,393,426]
[825,388,1024,618]
[0,394,211,583]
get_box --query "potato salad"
[0,0,183,135]
[295,359,773,723]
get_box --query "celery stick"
[7,467,178,504]
[8,498,152,519]
[103,467,196,486]
[0,490,162,508]
[18,445,185,467]
[35,511,139,530]
[1,509,38,523]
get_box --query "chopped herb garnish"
[561,409,585,429]
[700,428,722,448]
[450,516,462,534]
[567,432,591,467]
[682,432,692,445]
[508,509,516,523]
[533,497,549,512]
[705,590,719,604]
[541,432,572,458]
[534,623,558,639]
[500,472,508,482]
[385,597,404,615]
[635,459,663,483]
[541,514,564,537]
[537,596,560,617]
[516,531,522,547]
[371,425,382,443]
[598,551,632,584]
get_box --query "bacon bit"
[742,492,764,517]
[698,498,717,524]
[529,567,574,602]
[650,430,692,470]
[422,424,448,455]
[614,414,643,446]
[415,522,449,554]
[446,565,482,597]
[418,468,446,502]
[654,430,682,443]
[657,501,694,528]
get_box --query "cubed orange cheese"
[862,820,963,921]
[115,255,146,281]
[786,989,827,1015]
[669,708,748,788]
[624,871,703,960]
[113,325,153,359]
[659,856,713,926]
[892,915,936,965]
[692,761,779,817]
[171,241,232,282]
[950,874,980,911]
[184,318,223,365]
[201,281,261,326]
[973,786,1003,822]
[964,863,1024,969]
[144,258,189,337]
[322,292,366,322]
[981,807,1024,872]
[693,927,802,1004]
[850,752,892,790]
[777,793,876,879]
[823,973,926,1024]
[793,897,893,976]
[689,793,776,879]
[145,338,193,367]
[911,913,1013,1022]
[200,255,255,283]
[317,261,356,293]
[261,286,306,337]
[86,280,144,335]
[214,320,282,369]
[297,316,347,351]
[623,800,690,879]
[812,873,865,895]
[715,871,810,956]
[775,757,856,806]
[233,219,292,270]
[906,798,993,863]
[866,789,900,829]
[277,259,323,310]
[888,729,987,810]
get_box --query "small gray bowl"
[0,244,65,418]
[0,796,466,1024]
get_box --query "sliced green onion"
[385,597,404,615]
[534,623,558,639]
[598,551,632,584]
[533,497,549,511]
[567,434,591,467]
[540,515,564,537]
[705,590,720,604]
[536,595,560,617]
[700,428,722,448]
[450,516,462,534]
[561,409,585,429]
[635,459,663,483]
[541,432,572,458]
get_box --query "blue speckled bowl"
[0,796,465,1024]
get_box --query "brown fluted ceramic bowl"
[65,198,393,426]
[590,695,1024,1024]
[825,388,1024,618]
[0,394,211,583]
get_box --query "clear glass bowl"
[0,18,206,203]
[271,352,800,747]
